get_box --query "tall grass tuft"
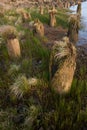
[10,75,29,99]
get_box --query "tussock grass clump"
[8,64,20,78]
[10,75,30,99]
[0,108,17,130]
[24,105,42,129]
[16,8,31,22]
[0,25,18,40]
[10,75,48,99]
[0,110,10,129]
[1,9,19,25]
[15,17,22,26]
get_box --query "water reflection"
[70,2,87,45]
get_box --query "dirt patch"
[44,24,67,49]
[77,45,87,66]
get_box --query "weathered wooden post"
[67,2,70,8]
[77,2,81,17]
[16,8,31,22]
[49,37,76,94]
[33,19,44,37]
[0,25,21,58]
[49,6,57,27]
[21,10,31,22]
[39,5,44,15]
[7,38,21,58]
[46,5,49,13]
[67,15,80,43]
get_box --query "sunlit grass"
[0,5,87,130]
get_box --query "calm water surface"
[70,2,87,45]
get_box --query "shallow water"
[70,2,87,45]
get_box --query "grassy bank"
[0,7,87,130]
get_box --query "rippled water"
[70,2,87,45]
